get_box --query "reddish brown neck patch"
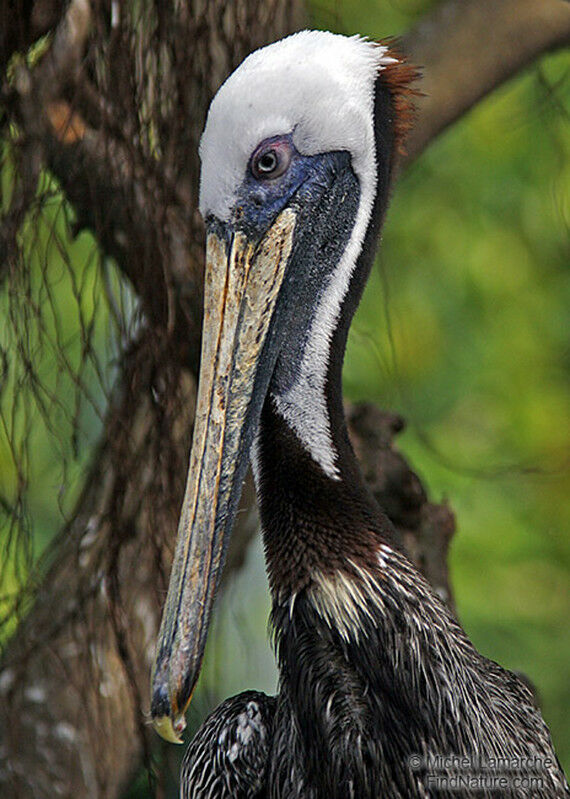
[378,41,421,158]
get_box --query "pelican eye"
[258,151,278,172]
[251,140,291,180]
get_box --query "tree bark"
[0,1,568,796]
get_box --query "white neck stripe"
[272,179,375,479]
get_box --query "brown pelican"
[150,30,569,798]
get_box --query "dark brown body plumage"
[182,399,569,798]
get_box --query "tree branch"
[0,335,194,797]
[402,0,570,162]
[347,404,457,613]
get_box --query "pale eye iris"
[251,141,291,180]
[258,151,278,173]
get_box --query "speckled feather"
[183,540,569,797]
[181,692,276,798]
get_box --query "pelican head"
[150,30,410,743]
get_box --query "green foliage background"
[0,1,568,794]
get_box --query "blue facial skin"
[200,135,360,452]
[225,137,361,401]
[232,135,351,240]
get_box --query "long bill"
[150,208,296,743]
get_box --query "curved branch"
[402,0,570,162]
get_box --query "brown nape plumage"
[149,30,569,798]
[379,41,421,158]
